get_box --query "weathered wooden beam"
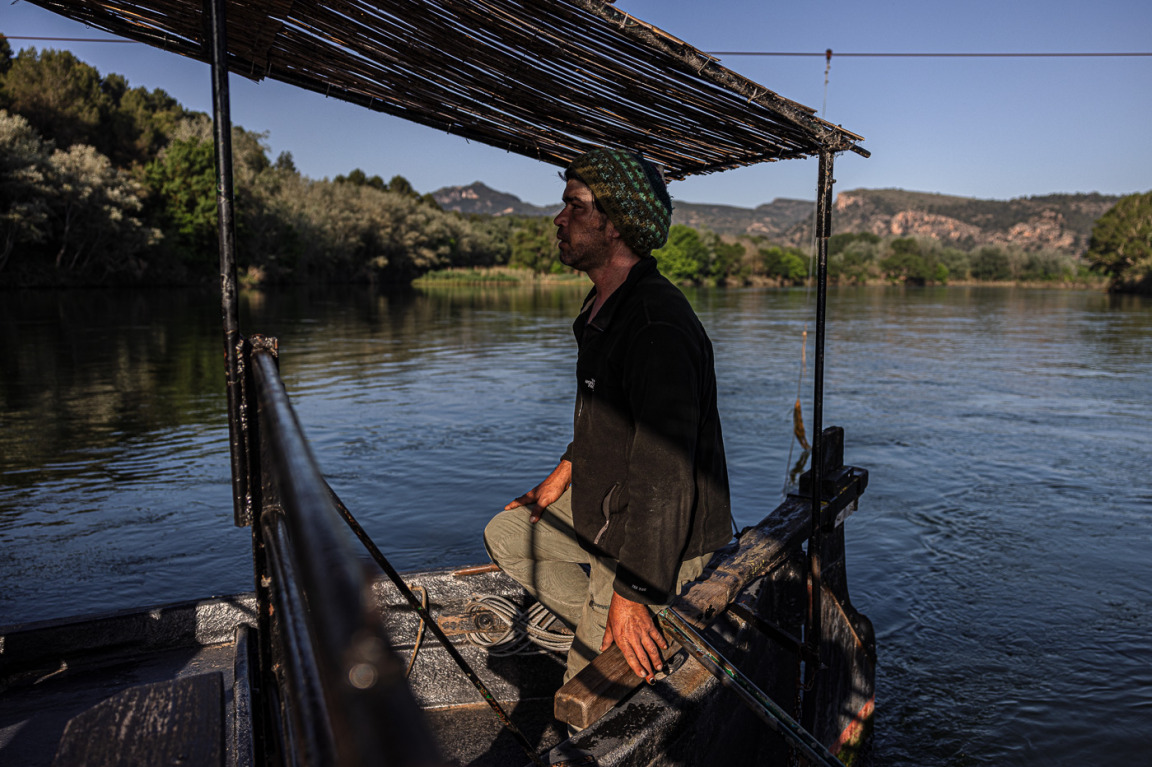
[554,495,811,729]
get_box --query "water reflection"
[0,289,225,484]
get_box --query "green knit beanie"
[566,148,672,256]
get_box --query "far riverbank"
[411,265,1110,291]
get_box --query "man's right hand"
[505,459,572,522]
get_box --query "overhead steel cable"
[708,50,1152,57]
[7,37,1149,57]
[2,35,138,42]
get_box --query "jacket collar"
[580,257,658,332]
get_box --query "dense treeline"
[645,226,1101,288]
[0,41,549,287]
[2,40,1143,290]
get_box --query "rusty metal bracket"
[795,426,869,531]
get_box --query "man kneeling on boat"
[484,148,733,688]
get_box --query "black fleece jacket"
[562,258,732,604]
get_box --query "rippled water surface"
[2,284,1150,765]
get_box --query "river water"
[1,284,1149,765]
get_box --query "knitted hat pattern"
[566,148,672,256]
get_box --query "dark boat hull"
[2,549,873,766]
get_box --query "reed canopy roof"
[27,0,867,179]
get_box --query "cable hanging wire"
[707,50,1152,57]
[3,36,139,43]
[6,37,1150,57]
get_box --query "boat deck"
[2,535,873,766]
[427,700,567,766]
[1,571,574,766]
[1,640,571,767]
[0,641,237,766]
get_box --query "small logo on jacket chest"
[584,377,597,391]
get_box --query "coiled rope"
[464,596,574,655]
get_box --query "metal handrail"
[659,608,844,767]
[244,342,444,767]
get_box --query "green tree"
[0,35,12,77]
[144,136,217,265]
[1,48,110,153]
[236,157,307,281]
[653,225,707,284]
[1020,250,1075,282]
[107,80,187,166]
[270,176,473,283]
[704,233,747,284]
[829,231,880,256]
[882,252,918,284]
[1,109,155,284]
[335,167,382,189]
[760,244,808,284]
[507,216,559,272]
[936,246,970,282]
[0,110,51,272]
[46,142,154,277]
[880,252,927,285]
[1084,191,1152,293]
[970,246,1013,281]
[387,175,415,197]
[274,151,296,173]
[880,237,950,285]
[829,239,879,285]
[0,47,186,168]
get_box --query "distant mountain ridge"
[433,182,1121,255]
[432,182,556,217]
[828,189,1119,254]
[670,198,815,240]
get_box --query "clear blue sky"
[4,0,1150,208]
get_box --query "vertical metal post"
[207,6,271,758]
[802,148,835,731]
[811,149,833,521]
[207,0,248,527]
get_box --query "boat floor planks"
[0,641,237,767]
[425,700,567,766]
[0,568,575,767]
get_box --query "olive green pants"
[484,487,709,683]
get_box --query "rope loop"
[464,596,574,655]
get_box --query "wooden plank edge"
[554,495,810,728]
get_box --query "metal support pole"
[802,148,835,730]
[206,0,248,527]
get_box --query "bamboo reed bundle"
[27,0,867,176]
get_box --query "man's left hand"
[600,592,668,681]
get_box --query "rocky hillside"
[434,182,1121,255]
[824,189,1120,254]
[671,198,815,240]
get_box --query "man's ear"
[603,217,623,242]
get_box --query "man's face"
[555,179,613,272]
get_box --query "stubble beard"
[558,219,610,273]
